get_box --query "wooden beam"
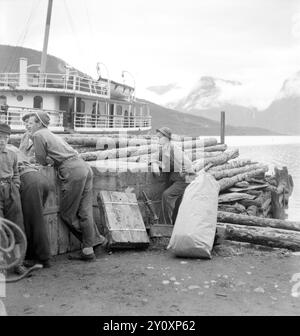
[217,223,300,251]
[217,211,300,232]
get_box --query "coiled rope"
[0,217,42,282]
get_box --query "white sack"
[167,172,220,258]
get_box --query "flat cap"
[35,111,50,127]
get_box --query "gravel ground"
[3,241,300,316]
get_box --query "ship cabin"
[0,58,151,134]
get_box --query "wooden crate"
[97,191,149,249]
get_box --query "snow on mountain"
[144,76,270,112]
[144,72,300,134]
[143,81,192,107]
[275,71,300,100]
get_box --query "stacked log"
[76,134,295,251]
[217,210,300,251]
[74,135,291,225]
[9,131,296,250]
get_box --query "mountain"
[256,72,300,134]
[0,45,278,135]
[147,74,300,135]
[0,45,67,73]
[142,100,276,136]
[146,76,259,128]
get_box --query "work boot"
[68,251,96,262]
[94,237,110,255]
[13,264,27,275]
[41,260,51,268]
[24,259,51,268]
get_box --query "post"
[220,111,225,144]
[40,0,53,74]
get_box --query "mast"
[40,0,53,73]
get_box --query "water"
[222,136,300,221]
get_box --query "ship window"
[33,96,43,109]
[116,105,123,116]
[0,96,7,114]
[0,95,7,105]
[80,101,85,112]
[135,106,142,116]
[97,101,107,115]
[17,95,23,102]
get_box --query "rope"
[0,217,43,283]
[0,217,27,270]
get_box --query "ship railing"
[0,73,19,88]
[74,112,152,130]
[0,72,110,99]
[0,106,64,131]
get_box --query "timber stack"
[9,133,299,251]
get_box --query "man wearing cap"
[0,122,27,274]
[27,111,98,261]
[152,127,195,225]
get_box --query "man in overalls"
[27,111,100,261]
[151,127,195,225]
[0,123,26,274]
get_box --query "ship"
[0,0,151,134]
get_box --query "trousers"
[57,158,95,248]
[159,172,189,225]
[0,181,24,243]
[20,171,51,261]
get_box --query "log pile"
[78,134,297,251]
[10,132,296,251]
[73,134,293,222]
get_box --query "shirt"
[160,142,194,174]
[6,144,38,176]
[0,147,20,187]
[33,127,78,166]
[19,131,35,158]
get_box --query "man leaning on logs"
[26,111,106,262]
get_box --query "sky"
[1,0,300,109]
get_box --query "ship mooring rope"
[0,217,42,283]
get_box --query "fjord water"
[216,136,300,221]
